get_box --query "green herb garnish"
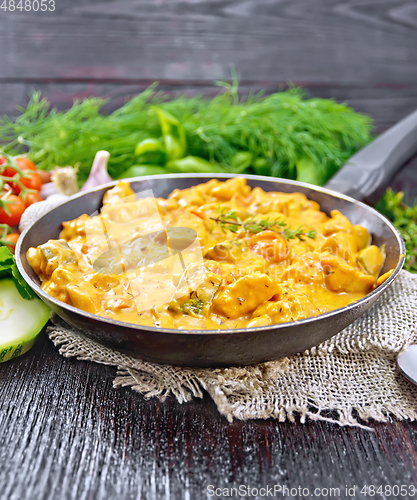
[376,189,417,273]
[0,246,35,299]
[211,208,316,241]
[180,298,205,316]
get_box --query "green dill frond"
[0,83,373,186]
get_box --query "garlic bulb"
[40,166,79,198]
[51,167,79,196]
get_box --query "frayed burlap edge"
[47,271,417,428]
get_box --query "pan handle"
[325,108,417,204]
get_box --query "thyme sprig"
[210,208,316,241]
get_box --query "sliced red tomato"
[0,195,26,227]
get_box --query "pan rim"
[16,173,406,336]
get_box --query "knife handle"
[325,108,417,204]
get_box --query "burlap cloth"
[22,198,417,428]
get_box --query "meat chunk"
[27,239,77,279]
[357,245,385,277]
[321,255,375,294]
[168,264,222,317]
[212,273,277,319]
[204,239,248,263]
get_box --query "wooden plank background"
[1,0,417,197]
[0,0,417,83]
[0,2,417,499]
[1,333,416,500]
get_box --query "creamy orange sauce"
[27,178,389,330]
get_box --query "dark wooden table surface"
[1,1,417,499]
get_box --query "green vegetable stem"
[230,152,253,173]
[152,107,187,161]
[165,156,224,174]
[134,138,166,165]
[295,155,326,186]
[118,165,167,179]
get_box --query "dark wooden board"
[1,0,417,497]
[1,0,417,84]
[0,331,416,500]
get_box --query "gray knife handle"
[325,108,417,204]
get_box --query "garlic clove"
[81,150,112,191]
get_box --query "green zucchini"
[0,279,50,363]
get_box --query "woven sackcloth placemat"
[21,197,417,427]
[45,271,417,427]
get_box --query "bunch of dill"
[0,83,373,184]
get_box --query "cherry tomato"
[15,157,37,171]
[4,232,20,253]
[24,191,43,208]
[1,166,17,178]
[0,157,5,166]
[14,172,42,194]
[0,195,26,226]
[36,170,51,184]
[1,156,37,178]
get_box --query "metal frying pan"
[16,109,417,367]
